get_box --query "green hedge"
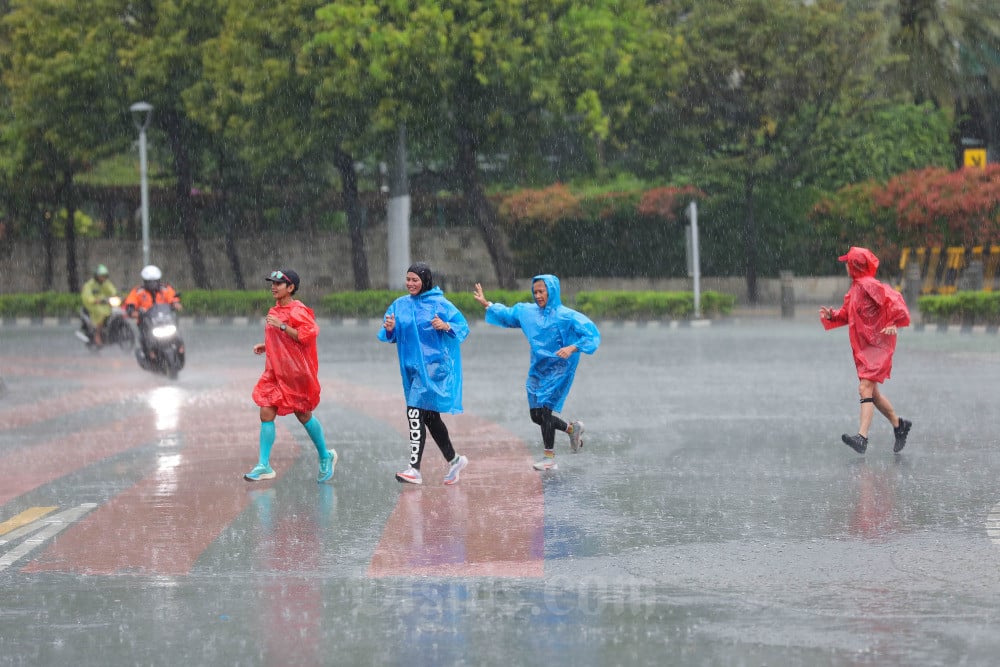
[575,290,734,319]
[0,292,81,318]
[918,292,1000,325]
[0,289,734,321]
[182,289,276,317]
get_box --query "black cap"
[407,262,433,294]
[266,269,301,293]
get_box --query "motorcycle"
[75,296,135,352]
[135,303,185,379]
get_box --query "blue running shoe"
[244,464,276,481]
[443,455,468,486]
[318,449,338,483]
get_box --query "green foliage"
[809,103,955,191]
[575,290,734,319]
[0,288,732,321]
[918,292,1000,325]
[181,289,276,317]
[318,291,406,318]
[0,292,80,318]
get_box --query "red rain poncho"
[252,300,321,415]
[823,247,910,382]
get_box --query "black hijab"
[407,262,433,294]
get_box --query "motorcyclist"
[124,265,182,361]
[80,264,118,346]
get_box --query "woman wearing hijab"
[820,247,913,454]
[378,263,470,485]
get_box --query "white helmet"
[140,265,162,281]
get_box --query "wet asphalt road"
[1,316,1000,666]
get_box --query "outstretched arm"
[473,283,491,309]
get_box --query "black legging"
[406,406,456,469]
[530,407,568,451]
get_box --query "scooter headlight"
[152,324,177,338]
[108,296,122,307]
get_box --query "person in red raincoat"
[820,247,913,454]
[244,269,337,483]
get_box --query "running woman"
[473,274,600,471]
[245,269,337,482]
[378,263,470,485]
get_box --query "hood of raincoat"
[532,274,562,310]
[839,247,879,280]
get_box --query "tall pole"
[130,102,153,267]
[688,200,701,319]
[387,124,411,290]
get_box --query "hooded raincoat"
[823,247,910,382]
[486,274,601,412]
[252,300,321,415]
[378,286,469,414]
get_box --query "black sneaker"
[841,433,868,454]
[893,419,912,453]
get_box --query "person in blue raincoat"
[473,274,600,471]
[379,263,470,486]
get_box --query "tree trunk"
[40,204,54,291]
[61,170,79,294]
[743,176,758,304]
[164,111,209,288]
[334,147,370,290]
[455,122,516,289]
[221,195,245,290]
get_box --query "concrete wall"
[0,226,850,305]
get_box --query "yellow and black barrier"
[897,245,1000,294]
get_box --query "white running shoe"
[395,466,423,485]
[532,457,558,471]
[568,421,584,453]
[443,455,468,485]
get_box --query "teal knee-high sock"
[303,416,329,458]
[258,421,276,467]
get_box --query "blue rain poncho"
[485,274,600,412]
[378,286,469,414]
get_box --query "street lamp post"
[130,102,153,267]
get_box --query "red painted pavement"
[22,383,301,576]
[323,379,545,578]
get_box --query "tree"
[117,0,227,288]
[663,0,884,301]
[192,0,375,290]
[0,0,129,292]
[311,0,660,288]
[877,0,1000,161]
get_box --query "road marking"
[987,500,1000,545]
[0,504,97,572]
[0,506,57,536]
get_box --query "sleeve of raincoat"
[377,302,397,343]
[438,299,470,343]
[287,303,319,344]
[80,281,100,308]
[822,293,850,330]
[881,285,911,328]
[561,308,600,354]
[485,302,524,329]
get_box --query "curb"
[1,316,997,334]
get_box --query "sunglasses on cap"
[268,271,289,283]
